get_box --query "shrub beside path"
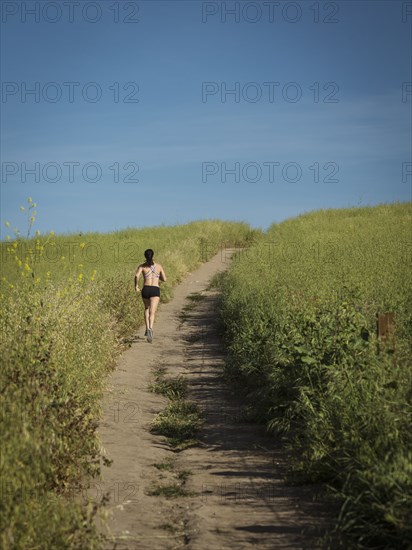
[97,249,334,549]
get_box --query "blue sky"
[1,0,411,237]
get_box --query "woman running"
[134,249,167,343]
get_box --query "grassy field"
[2,200,411,548]
[217,202,412,548]
[0,200,255,549]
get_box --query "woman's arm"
[134,265,143,292]
[159,264,167,282]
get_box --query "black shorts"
[141,285,160,299]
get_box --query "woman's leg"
[149,296,160,329]
[142,297,150,330]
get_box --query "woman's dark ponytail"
[144,249,154,266]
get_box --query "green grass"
[147,483,193,498]
[0,200,252,549]
[149,460,193,499]
[147,468,194,498]
[149,334,203,450]
[150,400,202,448]
[153,458,176,471]
[149,371,188,401]
[207,270,228,290]
[176,469,192,482]
[218,202,412,549]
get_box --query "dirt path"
[96,249,333,549]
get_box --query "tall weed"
[219,203,412,547]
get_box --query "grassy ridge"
[218,202,412,548]
[0,206,254,549]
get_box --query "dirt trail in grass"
[97,249,333,549]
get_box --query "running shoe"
[147,328,153,343]
[144,329,148,337]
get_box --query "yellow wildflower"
[78,273,83,282]
[4,221,10,227]
[20,206,25,212]
[24,263,31,271]
[28,197,33,203]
